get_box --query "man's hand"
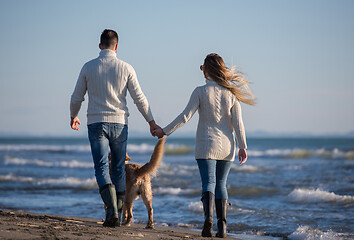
[148,120,160,137]
[71,117,81,131]
[238,148,247,165]
[153,128,165,139]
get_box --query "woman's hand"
[238,148,247,165]
[153,128,165,139]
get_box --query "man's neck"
[101,48,116,53]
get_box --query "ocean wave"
[0,174,97,189]
[0,143,155,154]
[187,201,203,213]
[231,164,263,172]
[4,156,93,168]
[288,225,344,240]
[164,144,194,155]
[157,163,198,176]
[127,143,155,154]
[0,144,90,153]
[176,223,197,228]
[0,142,195,156]
[153,187,199,196]
[187,201,255,214]
[128,143,194,156]
[287,188,354,204]
[248,148,354,160]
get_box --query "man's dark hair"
[100,29,119,48]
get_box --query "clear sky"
[0,0,353,137]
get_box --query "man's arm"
[127,66,155,124]
[70,65,87,131]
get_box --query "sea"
[0,136,353,240]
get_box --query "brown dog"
[108,137,165,229]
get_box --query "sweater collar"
[205,77,217,84]
[99,49,117,58]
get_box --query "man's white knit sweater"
[163,79,247,161]
[70,49,153,125]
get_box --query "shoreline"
[0,210,239,240]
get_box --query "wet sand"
[0,210,238,239]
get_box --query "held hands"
[70,117,81,131]
[152,128,165,139]
[148,120,165,138]
[238,148,247,165]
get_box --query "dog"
[108,137,165,229]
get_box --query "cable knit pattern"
[213,86,223,156]
[70,49,153,125]
[163,79,247,161]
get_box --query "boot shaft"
[116,191,125,210]
[215,199,227,238]
[201,191,214,237]
[201,191,214,219]
[100,184,118,227]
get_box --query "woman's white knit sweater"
[163,79,247,161]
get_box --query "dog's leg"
[141,187,154,229]
[123,200,133,226]
[122,202,127,223]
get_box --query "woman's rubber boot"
[116,192,125,226]
[215,199,227,238]
[201,191,214,237]
[100,184,118,227]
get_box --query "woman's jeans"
[88,122,128,194]
[197,159,232,200]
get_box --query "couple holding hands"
[70,29,255,238]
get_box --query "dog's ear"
[108,152,111,161]
[126,153,131,162]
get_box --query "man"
[70,29,159,227]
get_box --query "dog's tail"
[137,137,166,178]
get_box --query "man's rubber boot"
[100,184,118,227]
[116,192,125,227]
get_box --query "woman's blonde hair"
[203,53,256,106]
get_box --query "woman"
[153,53,256,238]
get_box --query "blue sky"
[0,0,353,137]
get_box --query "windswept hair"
[204,53,256,106]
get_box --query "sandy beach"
[0,210,238,240]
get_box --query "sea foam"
[0,144,90,152]
[4,156,93,168]
[247,148,354,160]
[0,173,96,189]
[288,226,343,240]
[127,143,193,155]
[287,188,354,204]
[231,164,263,172]
[153,187,198,196]
[187,201,203,213]
[164,144,193,155]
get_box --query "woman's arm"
[231,100,247,149]
[231,100,248,165]
[162,88,200,136]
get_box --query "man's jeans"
[197,159,232,199]
[88,122,128,194]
